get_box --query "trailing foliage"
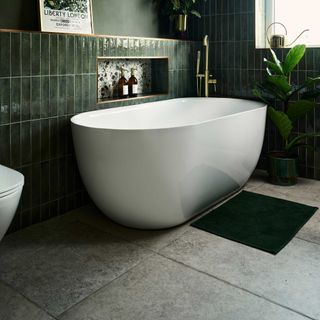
[253,44,320,155]
[153,0,207,18]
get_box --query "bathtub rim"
[71,97,267,132]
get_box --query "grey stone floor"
[0,170,319,320]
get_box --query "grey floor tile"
[160,229,320,319]
[244,169,268,190]
[64,205,190,252]
[0,221,151,317]
[245,184,320,245]
[59,255,308,320]
[0,281,54,320]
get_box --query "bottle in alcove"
[128,68,138,97]
[118,67,128,98]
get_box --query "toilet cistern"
[196,35,217,97]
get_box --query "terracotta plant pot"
[267,152,298,186]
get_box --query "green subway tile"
[21,121,31,166]
[20,165,32,211]
[41,76,50,118]
[58,35,67,74]
[58,157,67,197]
[50,34,58,75]
[89,74,96,110]
[66,75,75,114]
[108,38,116,56]
[82,37,89,73]
[89,37,97,73]
[49,117,58,159]
[0,125,10,166]
[11,77,21,123]
[0,78,10,125]
[11,33,21,76]
[31,119,41,163]
[41,119,50,161]
[41,161,50,203]
[75,36,82,74]
[31,162,41,206]
[50,158,60,200]
[49,76,58,116]
[58,76,67,115]
[82,74,90,111]
[75,75,82,113]
[10,123,20,167]
[21,33,31,76]
[97,38,103,56]
[58,116,67,156]
[41,34,50,75]
[31,33,41,76]
[31,76,41,119]
[66,35,75,74]
[0,33,10,77]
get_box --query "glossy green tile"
[11,77,21,123]
[10,123,20,167]
[0,78,10,125]
[21,121,32,166]
[31,119,41,163]
[41,76,50,118]
[21,77,31,121]
[66,35,75,74]
[49,76,58,117]
[31,33,41,76]
[0,125,10,166]
[0,33,10,77]
[66,76,75,114]
[41,34,50,76]
[31,76,41,119]
[58,35,67,75]
[41,119,50,161]
[11,33,21,77]
[21,33,31,76]
[58,76,67,115]
[50,34,58,75]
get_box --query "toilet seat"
[0,165,24,196]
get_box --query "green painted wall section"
[0,0,160,38]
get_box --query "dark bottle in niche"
[128,68,138,97]
[118,67,128,98]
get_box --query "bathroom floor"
[0,170,319,320]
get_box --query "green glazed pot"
[267,152,298,186]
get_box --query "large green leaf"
[282,44,306,75]
[287,100,316,122]
[266,75,291,99]
[267,106,293,141]
[286,133,320,153]
[269,49,284,75]
[264,58,284,76]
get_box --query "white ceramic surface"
[0,165,24,241]
[71,98,267,229]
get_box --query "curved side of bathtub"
[71,102,266,229]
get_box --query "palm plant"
[253,44,320,156]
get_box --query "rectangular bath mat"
[191,191,318,254]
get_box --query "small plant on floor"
[253,44,320,185]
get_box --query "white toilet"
[0,164,24,242]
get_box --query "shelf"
[97,56,169,104]
[97,93,168,104]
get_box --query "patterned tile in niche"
[97,59,152,99]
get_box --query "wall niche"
[97,56,169,103]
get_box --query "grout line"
[155,252,317,320]
[56,253,154,319]
[0,279,58,319]
[295,235,320,247]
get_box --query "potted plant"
[153,0,207,32]
[253,44,320,185]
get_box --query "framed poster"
[39,0,94,34]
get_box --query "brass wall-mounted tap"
[196,35,217,97]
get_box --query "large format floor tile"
[0,281,54,320]
[160,228,320,319]
[63,205,191,252]
[59,255,307,320]
[0,220,151,317]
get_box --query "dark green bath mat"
[191,191,318,254]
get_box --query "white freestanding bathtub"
[71,98,267,229]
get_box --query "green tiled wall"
[0,30,197,232]
[188,0,320,180]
